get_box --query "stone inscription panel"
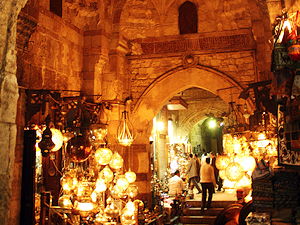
[138,33,254,55]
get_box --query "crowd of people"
[168,152,223,211]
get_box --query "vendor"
[168,170,185,196]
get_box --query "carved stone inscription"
[138,34,254,55]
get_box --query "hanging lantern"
[95,148,113,165]
[74,197,95,219]
[50,128,64,152]
[125,170,137,183]
[126,184,139,198]
[257,133,269,148]
[110,185,125,199]
[235,174,252,188]
[117,110,134,146]
[216,155,230,170]
[223,179,236,189]
[61,174,75,192]
[66,134,92,162]
[58,195,73,209]
[38,126,55,156]
[95,178,107,193]
[239,156,256,172]
[225,162,244,182]
[232,136,242,154]
[99,166,114,183]
[116,176,130,191]
[90,125,108,145]
[109,152,124,170]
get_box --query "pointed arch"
[132,65,253,141]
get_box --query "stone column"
[0,0,28,224]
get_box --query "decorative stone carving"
[182,54,197,68]
[16,11,37,53]
[129,42,143,55]
[95,55,108,75]
[136,32,255,55]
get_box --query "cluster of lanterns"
[59,148,140,224]
[216,132,277,190]
[35,125,141,224]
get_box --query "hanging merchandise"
[25,90,142,224]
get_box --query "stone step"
[180,215,216,225]
[183,207,224,216]
[184,200,235,208]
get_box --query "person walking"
[200,157,216,211]
[187,154,202,194]
[194,153,201,182]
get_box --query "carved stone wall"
[0,1,28,225]
[120,0,253,39]
[129,50,256,103]
[18,8,83,90]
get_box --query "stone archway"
[132,65,253,142]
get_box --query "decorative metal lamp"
[117,100,134,146]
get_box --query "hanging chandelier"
[117,110,135,147]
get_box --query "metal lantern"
[109,152,124,170]
[125,170,137,183]
[225,162,244,182]
[99,166,114,183]
[216,155,230,170]
[50,128,64,151]
[58,195,73,209]
[66,134,92,162]
[95,147,113,165]
[239,156,256,172]
[117,110,134,146]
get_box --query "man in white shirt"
[168,170,185,196]
[200,157,216,211]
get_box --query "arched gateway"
[131,65,253,142]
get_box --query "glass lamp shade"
[125,170,137,183]
[235,174,252,188]
[50,128,63,151]
[216,155,230,170]
[225,162,244,182]
[89,126,108,144]
[66,134,92,162]
[99,166,114,183]
[116,176,130,191]
[110,185,125,199]
[117,111,134,146]
[126,184,139,198]
[95,178,107,193]
[58,195,73,209]
[109,152,124,170]
[74,197,96,218]
[239,156,256,172]
[257,133,269,148]
[95,148,113,165]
